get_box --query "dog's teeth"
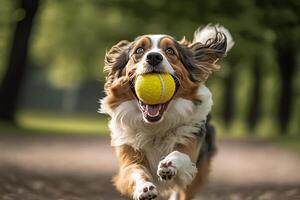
[146,105,161,117]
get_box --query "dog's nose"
[146,52,163,66]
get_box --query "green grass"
[0,110,299,153]
[212,118,300,153]
[272,135,300,152]
[0,110,109,135]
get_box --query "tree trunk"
[0,0,39,122]
[222,64,236,128]
[277,45,296,133]
[247,56,261,132]
[62,87,79,113]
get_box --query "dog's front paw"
[157,151,197,186]
[133,182,158,200]
[157,160,177,181]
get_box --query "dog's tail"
[193,24,234,54]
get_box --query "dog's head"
[102,25,234,123]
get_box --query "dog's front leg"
[114,145,158,200]
[157,142,198,187]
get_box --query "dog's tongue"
[146,105,161,117]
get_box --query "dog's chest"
[142,135,174,172]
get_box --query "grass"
[0,110,109,135]
[272,135,300,152]
[0,110,299,153]
[212,118,300,153]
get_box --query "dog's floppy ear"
[104,40,131,88]
[178,25,234,82]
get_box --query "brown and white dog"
[100,25,234,200]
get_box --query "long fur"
[101,85,212,149]
[193,24,234,53]
[178,24,234,82]
[100,24,233,200]
[101,85,213,198]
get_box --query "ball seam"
[158,74,165,103]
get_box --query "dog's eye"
[166,47,175,55]
[135,47,144,55]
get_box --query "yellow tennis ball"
[135,73,176,105]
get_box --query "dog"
[100,24,234,200]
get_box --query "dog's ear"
[178,25,234,82]
[104,40,131,88]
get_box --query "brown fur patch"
[179,154,213,200]
[174,138,215,200]
[104,40,130,89]
[113,145,151,197]
[172,62,199,101]
[159,38,199,101]
[103,36,155,109]
[102,76,133,108]
[130,36,152,58]
[174,140,199,163]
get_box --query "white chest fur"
[100,85,213,141]
[101,85,212,196]
[100,85,212,173]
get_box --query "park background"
[0,0,299,199]
[1,0,299,139]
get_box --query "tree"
[222,63,236,127]
[247,55,262,131]
[276,44,297,132]
[0,0,39,122]
[256,0,300,133]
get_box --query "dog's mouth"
[130,75,180,124]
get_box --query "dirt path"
[0,134,299,200]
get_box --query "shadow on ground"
[0,134,299,200]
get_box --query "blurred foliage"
[0,0,14,78]
[0,0,299,135]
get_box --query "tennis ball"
[135,73,176,105]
